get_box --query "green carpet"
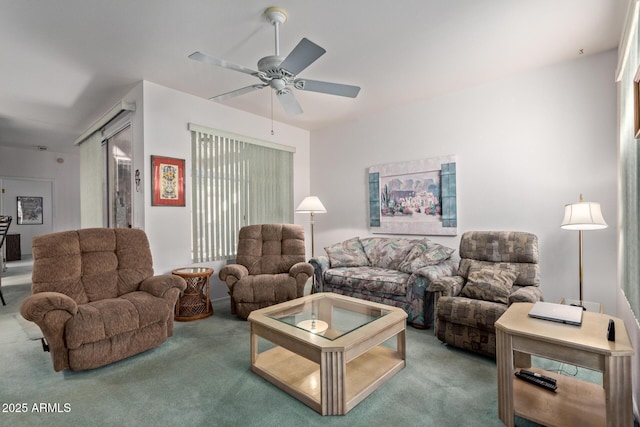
[0,283,584,426]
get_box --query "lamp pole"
[578,229,584,304]
[309,211,316,258]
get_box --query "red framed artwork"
[151,156,185,206]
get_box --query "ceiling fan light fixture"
[271,78,286,91]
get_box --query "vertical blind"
[618,2,640,320]
[189,124,294,262]
[79,131,105,228]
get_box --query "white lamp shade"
[561,201,607,230]
[296,196,327,213]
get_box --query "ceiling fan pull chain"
[271,90,275,135]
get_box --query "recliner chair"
[428,231,543,358]
[19,228,187,371]
[219,223,314,319]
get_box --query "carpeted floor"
[0,271,592,427]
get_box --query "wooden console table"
[495,302,634,427]
[172,267,214,321]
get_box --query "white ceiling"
[0,0,629,153]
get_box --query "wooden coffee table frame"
[248,293,407,415]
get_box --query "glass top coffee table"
[248,292,407,415]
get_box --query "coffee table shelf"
[253,345,404,413]
[248,293,407,415]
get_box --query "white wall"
[310,50,618,314]
[0,145,80,236]
[122,81,311,300]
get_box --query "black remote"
[515,371,557,391]
[518,369,557,386]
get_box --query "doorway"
[0,177,53,257]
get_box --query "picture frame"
[151,156,185,206]
[368,155,457,236]
[17,196,43,225]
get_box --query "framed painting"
[368,155,457,236]
[151,156,185,206]
[17,196,43,224]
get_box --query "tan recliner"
[19,228,187,372]
[219,224,314,319]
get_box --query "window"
[189,124,294,262]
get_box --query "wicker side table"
[172,267,214,321]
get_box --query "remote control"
[515,371,557,391]
[518,369,557,386]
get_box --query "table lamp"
[560,194,607,305]
[295,196,326,258]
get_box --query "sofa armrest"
[140,274,187,298]
[413,258,458,282]
[309,256,330,292]
[218,264,249,291]
[509,286,544,304]
[19,291,78,323]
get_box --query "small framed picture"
[17,196,43,224]
[151,156,185,206]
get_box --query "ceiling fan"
[189,6,360,116]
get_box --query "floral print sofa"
[310,236,458,328]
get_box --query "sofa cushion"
[459,266,517,304]
[323,266,410,296]
[398,240,455,273]
[360,237,418,270]
[324,237,370,268]
[65,292,169,349]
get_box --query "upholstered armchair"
[219,224,314,319]
[19,228,187,372]
[428,231,543,358]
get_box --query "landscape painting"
[369,155,457,235]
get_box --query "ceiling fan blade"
[189,51,258,76]
[210,84,267,101]
[279,38,326,75]
[276,90,303,116]
[294,79,361,98]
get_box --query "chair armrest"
[428,276,466,297]
[140,274,187,298]
[289,262,314,279]
[509,286,544,304]
[19,291,78,323]
[19,292,76,372]
[218,264,249,290]
[309,256,330,292]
